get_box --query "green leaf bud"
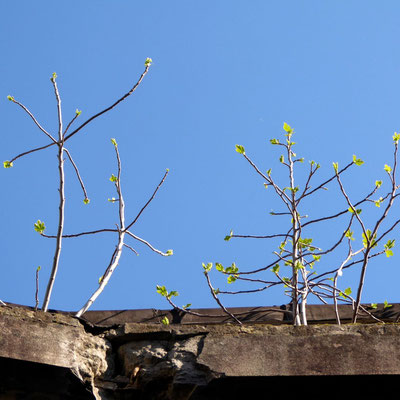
[235,144,245,154]
[384,164,392,173]
[283,122,293,135]
[156,285,168,297]
[34,220,46,234]
[352,155,364,166]
[384,300,393,309]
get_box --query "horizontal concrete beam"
[1,304,400,399]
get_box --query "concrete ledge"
[1,304,400,399]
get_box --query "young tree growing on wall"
[3,58,172,312]
[159,123,400,326]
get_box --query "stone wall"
[1,304,400,399]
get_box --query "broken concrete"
[1,304,400,399]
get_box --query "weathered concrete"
[1,304,400,399]
[0,305,110,399]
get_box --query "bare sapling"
[159,123,399,326]
[72,138,172,317]
[4,58,154,311]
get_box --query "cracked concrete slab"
[2,304,400,399]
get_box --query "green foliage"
[161,316,170,325]
[332,162,339,173]
[374,197,383,208]
[202,262,213,273]
[345,229,355,241]
[384,164,392,173]
[34,220,46,234]
[166,249,173,256]
[294,260,304,271]
[109,174,118,183]
[83,197,90,205]
[375,180,382,188]
[393,132,400,144]
[50,72,57,82]
[224,229,233,241]
[111,138,118,147]
[283,122,293,135]
[352,155,364,166]
[75,109,82,116]
[384,300,392,309]
[348,207,362,215]
[156,284,168,297]
[215,262,224,272]
[144,57,153,67]
[7,95,14,102]
[270,138,280,145]
[223,262,239,283]
[272,264,280,274]
[298,237,315,250]
[362,229,377,248]
[3,160,13,168]
[235,144,245,155]
[339,287,352,298]
[384,239,395,257]
[156,285,178,299]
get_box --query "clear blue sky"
[2,1,400,312]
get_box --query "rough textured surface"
[0,305,110,398]
[2,304,400,399]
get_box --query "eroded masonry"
[1,303,400,399]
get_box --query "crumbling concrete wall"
[1,305,400,399]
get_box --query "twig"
[35,266,41,311]
[125,231,170,256]
[204,271,242,325]
[10,98,57,143]
[125,169,169,231]
[64,65,150,143]
[64,148,89,201]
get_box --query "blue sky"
[2,1,400,312]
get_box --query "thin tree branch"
[10,98,57,143]
[64,148,89,201]
[125,169,169,231]
[125,230,170,256]
[204,271,242,325]
[64,65,150,143]
[42,75,64,312]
